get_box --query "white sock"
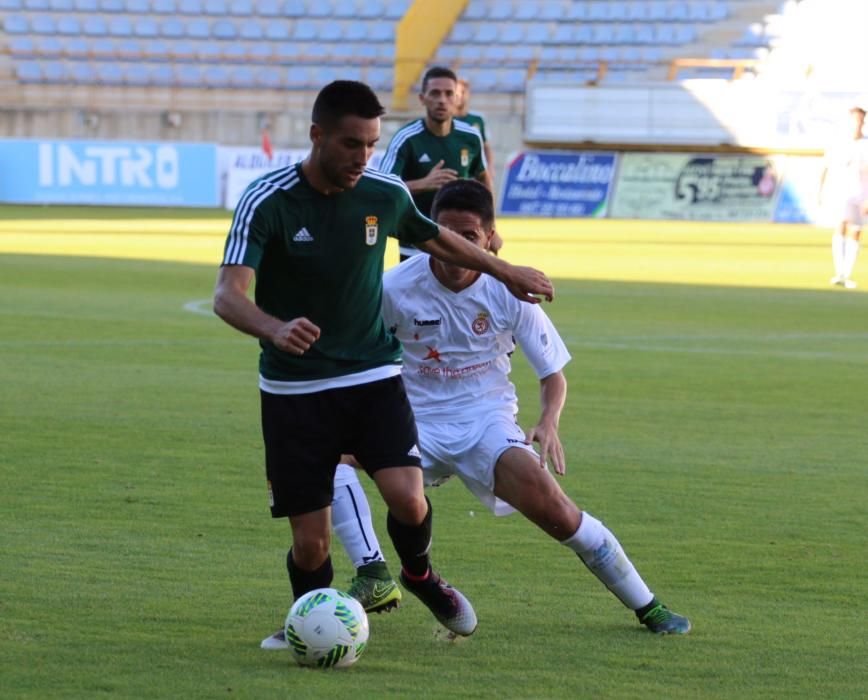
[560,512,654,610]
[332,464,385,569]
[843,238,860,278]
[832,232,846,277]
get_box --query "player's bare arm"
[524,371,568,475]
[405,160,458,192]
[418,226,554,303]
[213,265,321,354]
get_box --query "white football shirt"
[382,254,571,422]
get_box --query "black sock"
[286,548,333,600]
[386,496,432,578]
[635,597,661,620]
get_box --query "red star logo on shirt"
[424,346,442,362]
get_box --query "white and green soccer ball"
[284,588,369,669]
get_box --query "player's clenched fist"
[271,317,321,355]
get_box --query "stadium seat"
[212,19,237,39]
[90,37,116,57]
[648,1,668,21]
[95,62,123,84]
[187,19,210,38]
[256,66,282,88]
[108,17,133,36]
[82,15,107,35]
[73,0,97,9]
[588,1,610,21]
[264,23,289,40]
[384,0,409,20]
[591,24,615,44]
[525,23,550,43]
[135,18,160,38]
[125,0,148,11]
[205,0,228,15]
[625,0,647,20]
[196,42,222,61]
[320,22,343,41]
[334,0,357,18]
[239,20,263,39]
[489,2,511,20]
[463,0,485,20]
[358,0,384,18]
[614,23,636,44]
[283,0,305,17]
[369,22,394,42]
[514,1,539,21]
[449,23,474,43]
[203,65,229,87]
[178,0,202,14]
[68,62,96,83]
[257,0,279,15]
[113,38,139,57]
[9,36,36,55]
[153,0,176,13]
[274,43,300,61]
[125,64,151,86]
[293,21,317,41]
[500,24,525,44]
[229,0,252,14]
[49,0,73,8]
[161,18,185,38]
[168,40,195,59]
[24,0,48,7]
[151,64,173,85]
[100,0,123,10]
[3,15,29,33]
[248,42,272,61]
[142,39,169,58]
[31,15,57,34]
[574,24,593,43]
[669,2,690,21]
[344,23,368,41]
[174,64,203,86]
[16,62,42,83]
[229,64,254,87]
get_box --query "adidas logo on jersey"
[293,227,313,243]
[418,153,431,163]
[407,444,422,459]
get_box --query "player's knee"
[291,530,331,568]
[389,494,428,526]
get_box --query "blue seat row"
[15,59,395,89]
[436,43,666,67]
[444,21,698,46]
[7,36,395,63]
[461,0,729,22]
[3,15,397,41]
[0,0,409,16]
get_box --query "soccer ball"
[284,588,369,668]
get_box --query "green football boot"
[637,598,692,635]
[348,562,402,614]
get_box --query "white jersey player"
[820,105,868,288]
[376,179,689,634]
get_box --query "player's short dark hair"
[421,66,458,93]
[311,80,385,130]
[431,179,494,229]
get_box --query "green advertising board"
[611,153,781,221]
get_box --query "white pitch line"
[182,299,216,317]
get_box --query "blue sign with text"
[0,139,219,207]
[499,151,617,217]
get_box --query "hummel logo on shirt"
[293,227,313,243]
[418,153,431,163]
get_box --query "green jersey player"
[212,80,554,648]
[380,66,497,260]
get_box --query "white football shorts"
[417,410,538,516]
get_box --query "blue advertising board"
[0,139,219,207]
[499,151,616,217]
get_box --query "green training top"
[379,118,487,218]
[221,162,439,383]
[456,112,488,142]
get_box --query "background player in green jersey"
[455,77,495,182]
[380,66,500,260]
[212,80,554,648]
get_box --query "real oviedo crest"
[365,216,378,246]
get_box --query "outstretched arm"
[213,265,320,355]
[525,370,567,474]
[417,226,554,303]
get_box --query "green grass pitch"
[1,206,866,698]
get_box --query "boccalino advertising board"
[0,139,219,207]
[499,151,617,217]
